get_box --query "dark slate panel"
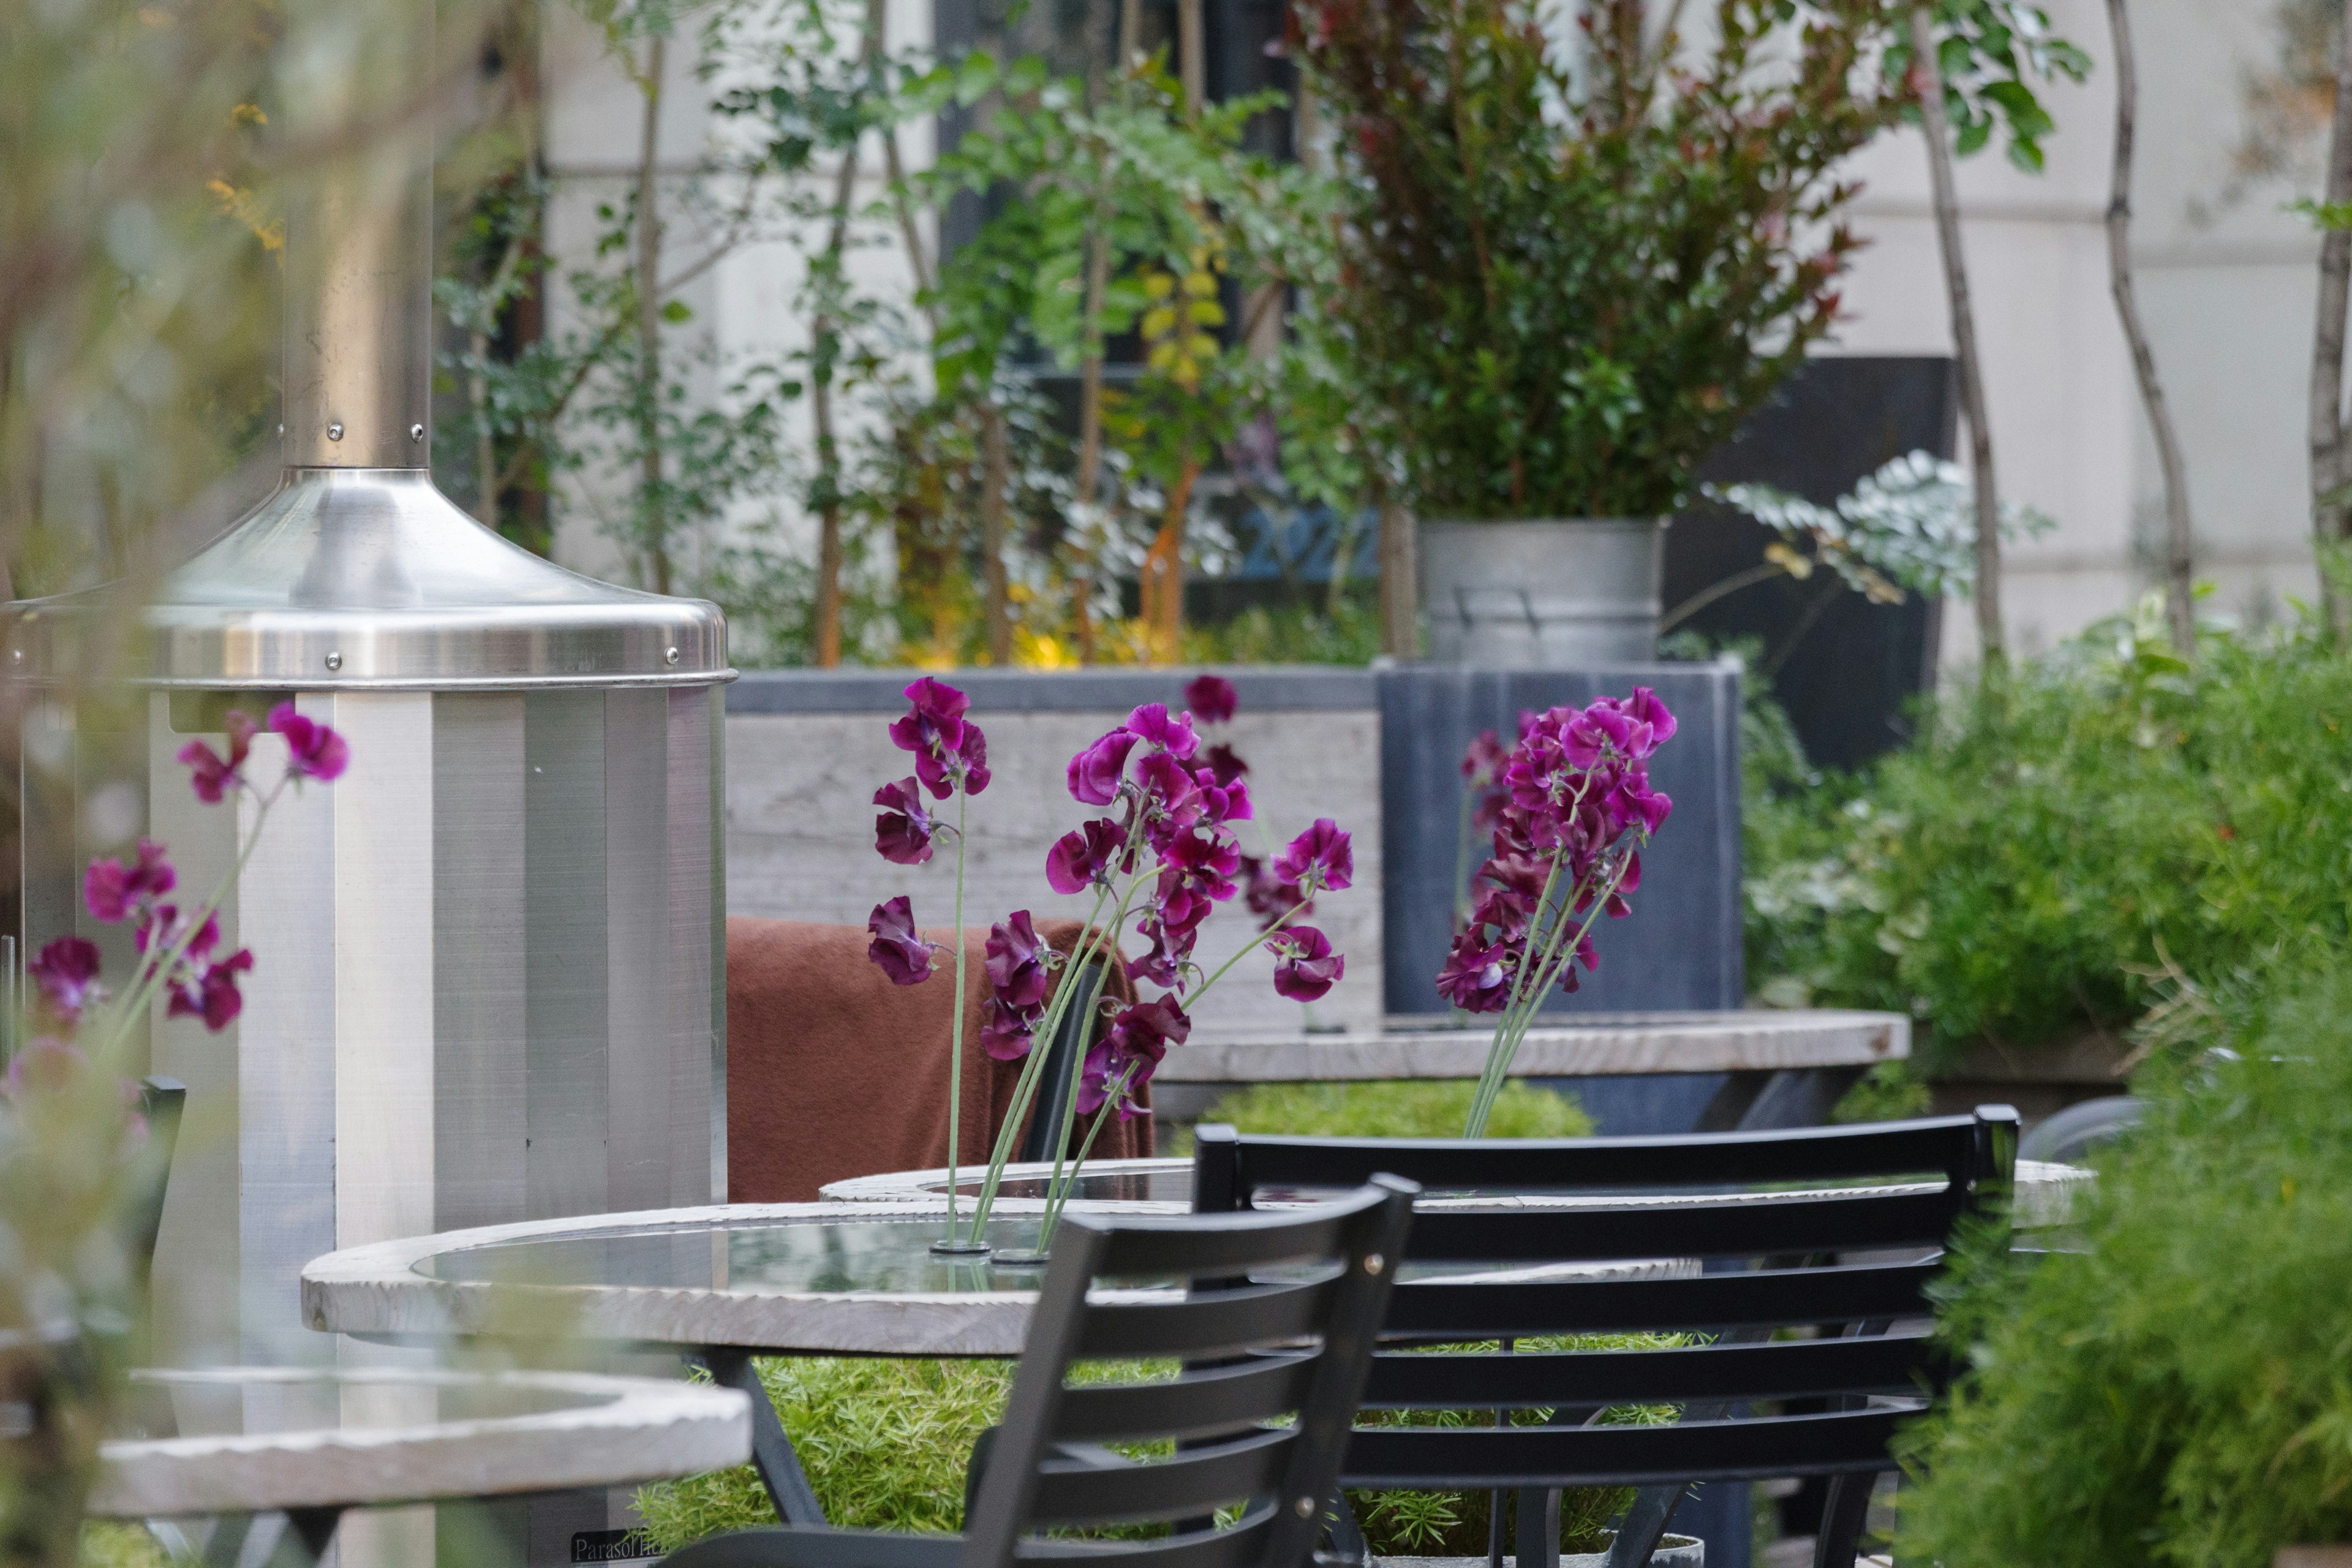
[727,666,1378,714]
[1377,662,1744,1018]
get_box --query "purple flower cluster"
[1438,689,1676,1014]
[862,672,1352,1131]
[24,706,351,1051]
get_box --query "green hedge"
[1744,609,2352,1062]
[1896,962,2352,1564]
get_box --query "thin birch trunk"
[635,33,669,595]
[1071,6,1114,663]
[2309,0,2352,635]
[470,232,524,532]
[981,407,1012,663]
[1178,0,1204,106]
[810,142,860,668]
[1909,5,2004,665]
[2103,0,2196,654]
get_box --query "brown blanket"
[726,916,1152,1202]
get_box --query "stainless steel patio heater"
[6,0,729,1471]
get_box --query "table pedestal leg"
[688,1348,827,1526]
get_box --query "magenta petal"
[1182,674,1237,726]
[865,896,936,986]
[1067,730,1138,805]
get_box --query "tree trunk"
[2309,0,2352,635]
[1071,7,1115,663]
[1909,5,2004,666]
[810,142,861,669]
[635,32,669,596]
[980,405,1012,663]
[2103,0,2196,654]
[1376,479,1418,658]
[1143,448,1198,660]
[1178,0,1204,107]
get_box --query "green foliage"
[638,1357,1012,1546]
[1885,1,2091,173]
[1897,963,2352,1565]
[76,1525,172,1568]
[1202,1079,1594,1140]
[1177,594,1385,667]
[1294,0,1904,519]
[1743,600,2352,1060]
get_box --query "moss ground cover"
[1896,961,2352,1564]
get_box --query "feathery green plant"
[1897,962,2352,1564]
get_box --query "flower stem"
[96,778,285,1060]
[1030,871,1147,1218]
[1038,1060,1135,1247]
[944,785,970,1239]
[1466,850,1633,1135]
[967,875,1125,1237]
[1183,873,1319,1011]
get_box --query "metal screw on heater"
[326,422,344,442]
[1363,1253,1384,1276]
[410,423,425,443]
[665,646,680,666]
[325,652,343,672]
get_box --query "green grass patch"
[1199,1079,1595,1140]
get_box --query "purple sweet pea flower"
[1273,819,1353,894]
[84,840,176,924]
[1124,703,1199,761]
[1046,820,1126,894]
[979,995,1041,1061]
[29,937,103,1025]
[1272,925,1344,1002]
[1241,855,1310,932]
[2,1037,88,1099]
[167,948,254,1033]
[1183,674,1237,726]
[1201,742,1248,787]
[178,709,258,804]
[1436,935,1517,1014]
[985,911,1052,1009]
[1068,729,1139,805]
[1078,997,1190,1117]
[268,703,349,784]
[873,777,938,865]
[866,895,936,986]
[889,678,984,799]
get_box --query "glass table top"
[416,1212,1062,1295]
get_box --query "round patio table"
[86,1366,748,1566]
[302,1200,1689,1529]
[820,1155,2096,1229]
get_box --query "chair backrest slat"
[1382,1259,1943,1338]
[1342,1407,1907,1489]
[1031,1427,1296,1525]
[961,1177,1417,1568]
[1076,1277,1336,1359]
[1403,1185,1967,1261]
[1360,1330,1940,1408]
[1054,1354,1317,1442]
[1188,1109,2017,1499]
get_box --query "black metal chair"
[665,1177,1420,1568]
[1189,1109,2020,1568]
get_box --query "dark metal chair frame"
[1189,1109,2019,1568]
[665,1177,1420,1568]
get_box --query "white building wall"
[1828,0,2324,663]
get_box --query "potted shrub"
[1291,0,1901,663]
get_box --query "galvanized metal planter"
[1418,519,1667,665]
